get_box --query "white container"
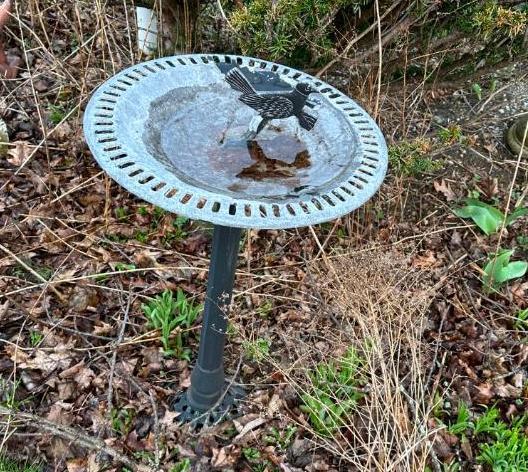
[136,6,158,54]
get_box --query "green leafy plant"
[111,407,135,435]
[134,230,149,244]
[472,83,483,100]
[517,235,528,250]
[482,249,527,293]
[163,216,189,245]
[454,199,528,235]
[514,309,528,331]
[170,458,191,472]
[29,331,43,347]
[472,1,528,40]
[300,347,364,436]
[243,338,271,362]
[255,300,273,318]
[242,447,261,462]
[141,289,202,358]
[48,104,67,125]
[388,139,441,176]
[114,262,136,272]
[0,455,41,472]
[475,409,528,472]
[115,207,128,221]
[448,402,473,435]
[438,124,464,144]
[227,0,370,65]
[264,424,297,450]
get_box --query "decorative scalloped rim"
[83,54,387,229]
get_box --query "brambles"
[141,289,202,359]
[300,347,364,437]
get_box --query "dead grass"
[270,248,439,471]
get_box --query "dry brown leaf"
[211,445,239,468]
[411,250,438,268]
[433,179,456,201]
[16,342,75,375]
[6,140,29,166]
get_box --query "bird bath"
[83,54,387,425]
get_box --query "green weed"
[471,83,483,100]
[0,455,41,472]
[388,139,441,177]
[300,347,364,437]
[255,300,273,318]
[114,262,136,272]
[453,198,528,235]
[170,458,191,472]
[448,402,473,436]
[242,447,260,462]
[243,338,271,362]
[438,124,464,144]
[264,424,297,450]
[141,289,202,359]
[482,249,527,293]
[47,104,67,125]
[29,331,43,347]
[134,230,149,244]
[115,207,128,221]
[111,407,135,435]
[475,409,528,471]
[514,308,528,330]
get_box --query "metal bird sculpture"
[225,67,318,138]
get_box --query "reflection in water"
[237,139,311,181]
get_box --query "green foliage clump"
[0,456,41,472]
[300,347,364,436]
[442,405,528,471]
[142,289,202,359]
[227,0,370,65]
[388,139,442,177]
[472,1,528,40]
[475,408,528,472]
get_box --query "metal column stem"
[186,224,242,411]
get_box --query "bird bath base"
[173,382,245,427]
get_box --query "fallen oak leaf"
[433,179,456,201]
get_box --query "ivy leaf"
[453,198,504,235]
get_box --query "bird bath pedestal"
[83,54,388,425]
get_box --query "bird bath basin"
[84,54,387,426]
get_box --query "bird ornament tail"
[225,68,256,95]
[298,111,317,131]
